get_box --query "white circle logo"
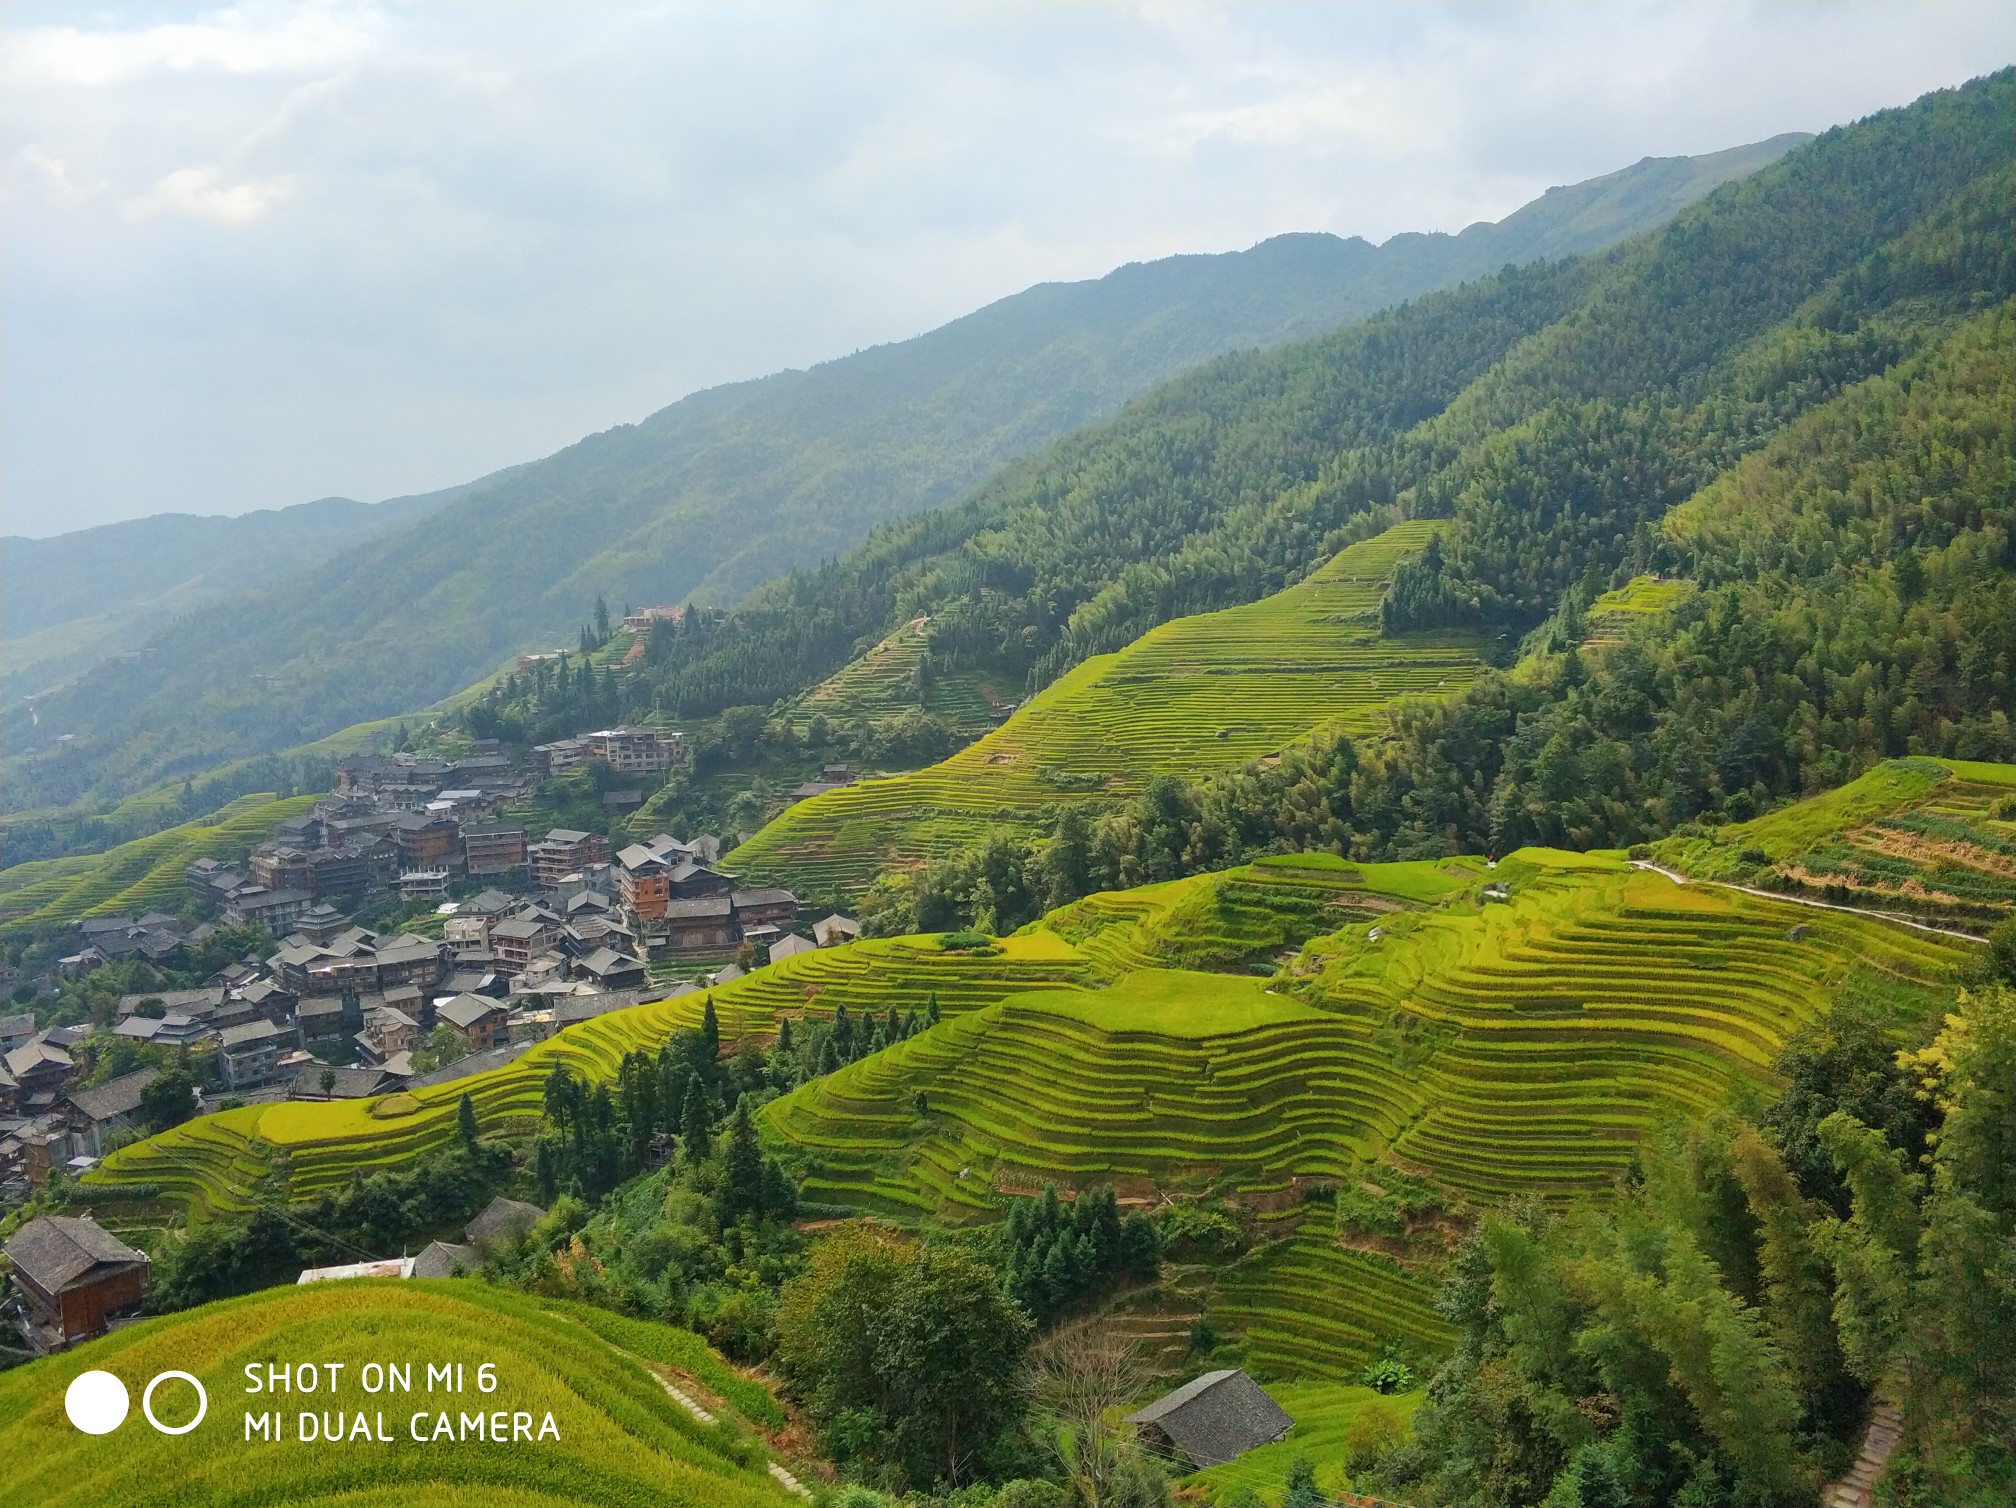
[142,1371,208,1435]
[64,1370,129,1434]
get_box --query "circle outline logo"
[141,1371,207,1435]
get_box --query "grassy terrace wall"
[727,521,1481,895]
[1209,1231,1457,1380]
[87,933,1094,1220]
[1654,756,2016,927]
[0,1281,796,1508]
[0,792,321,933]
[763,849,1967,1215]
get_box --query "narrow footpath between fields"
[1627,861,1983,942]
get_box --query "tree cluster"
[997,1184,1162,1330]
[1366,986,2016,1508]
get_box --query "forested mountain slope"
[2,138,1802,814]
[625,73,2008,734]
[0,476,507,705]
[676,72,2010,917]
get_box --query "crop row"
[1209,1231,1455,1381]
[729,522,1478,894]
[0,793,322,933]
[0,1280,795,1508]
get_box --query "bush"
[1359,1356,1416,1394]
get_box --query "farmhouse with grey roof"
[1122,1368,1293,1468]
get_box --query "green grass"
[1582,574,1696,642]
[0,793,322,934]
[0,1280,798,1508]
[727,522,1482,896]
[1182,1379,1426,1506]
[1208,1230,1454,1382]
[762,847,1967,1218]
[787,615,1003,736]
[85,792,1982,1391]
[1654,758,2016,926]
[87,931,1096,1221]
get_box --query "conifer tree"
[681,1077,714,1158]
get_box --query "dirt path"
[643,1363,813,1499]
[1824,1396,1904,1508]
[1627,861,1983,942]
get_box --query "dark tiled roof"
[663,895,733,920]
[4,1215,148,1293]
[1123,1370,1293,1468]
[412,1240,476,1278]
[66,1067,160,1123]
[466,1196,545,1246]
[437,994,505,1029]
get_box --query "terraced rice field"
[728,521,1481,895]
[88,932,1095,1220]
[790,616,1000,734]
[1655,758,2016,928]
[1209,1230,1456,1381]
[0,793,322,933]
[1581,574,1696,644]
[0,1281,798,1508]
[762,848,1968,1215]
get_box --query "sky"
[3,2,2009,538]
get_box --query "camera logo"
[64,1369,208,1436]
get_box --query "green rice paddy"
[1655,757,2016,927]
[0,793,322,934]
[727,521,1481,895]
[85,781,1992,1391]
[0,1281,797,1508]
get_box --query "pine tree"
[700,995,721,1066]
[832,1003,853,1060]
[718,1099,764,1223]
[776,1017,794,1056]
[927,991,941,1026]
[680,1077,714,1158]
[456,1092,480,1150]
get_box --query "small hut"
[1123,1368,1294,1468]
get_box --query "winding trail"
[1626,861,1983,942]
[1824,1396,1904,1508]
[643,1362,814,1499]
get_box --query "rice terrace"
[6,54,2014,1508]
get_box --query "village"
[0,718,866,1244]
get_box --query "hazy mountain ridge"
[4,135,1806,814]
[0,472,519,704]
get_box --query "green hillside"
[5,142,1786,817]
[0,1281,798,1508]
[761,849,1968,1219]
[0,793,320,935]
[728,521,1482,894]
[1,480,502,708]
[1655,756,2016,924]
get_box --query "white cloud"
[4,144,89,207]
[125,165,297,224]
[3,2,382,87]
[1,1,2011,536]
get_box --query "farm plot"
[1654,757,2016,927]
[1208,1229,1455,1381]
[727,521,1482,896]
[789,616,999,735]
[0,793,321,933]
[88,932,1094,1221]
[0,1280,797,1508]
[762,848,1970,1216]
